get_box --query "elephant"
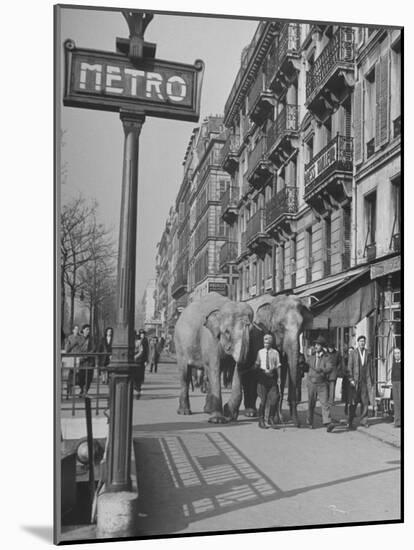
[174,292,253,423]
[253,294,313,427]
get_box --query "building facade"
[220,21,401,383]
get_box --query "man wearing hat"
[306,335,335,432]
[346,335,375,429]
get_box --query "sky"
[59,6,258,301]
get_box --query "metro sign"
[63,40,205,121]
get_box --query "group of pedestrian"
[253,332,402,431]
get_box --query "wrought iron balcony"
[221,185,239,224]
[246,209,271,253]
[266,23,301,97]
[247,75,275,125]
[219,241,238,268]
[267,105,299,167]
[366,243,377,262]
[247,136,273,188]
[221,134,241,175]
[306,27,354,121]
[265,187,298,233]
[304,134,353,208]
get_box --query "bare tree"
[60,195,98,332]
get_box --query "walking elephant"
[174,292,253,423]
[253,294,313,427]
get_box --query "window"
[324,116,332,145]
[342,204,351,269]
[364,192,377,259]
[305,136,314,164]
[391,45,401,137]
[306,227,313,266]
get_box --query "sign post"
[63,10,204,535]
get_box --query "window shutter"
[375,60,381,149]
[379,51,390,146]
[353,80,363,164]
[375,52,390,148]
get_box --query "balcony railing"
[220,241,238,266]
[267,104,299,153]
[221,134,241,173]
[246,209,266,243]
[265,187,298,228]
[306,27,354,101]
[304,134,353,195]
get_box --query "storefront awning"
[310,269,375,329]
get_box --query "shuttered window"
[342,205,351,269]
[353,80,363,164]
[375,51,390,148]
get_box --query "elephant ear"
[255,302,272,330]
[299,304,313,330]
[204,309,221,339]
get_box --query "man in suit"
[346,335,375,429]
[306,335,335,432]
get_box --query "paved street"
[129,358,401,537]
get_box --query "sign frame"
[63,39,205,122]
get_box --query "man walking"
[255,333,282,429]
[306,336,335,432]
[346,335,375,429]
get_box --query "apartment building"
[220,21,401,381]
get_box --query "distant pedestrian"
[133,332,146,398]
[64,324,84,398]
[346,336,375,429]
[255,334,282,429]
[137,329,149,365]
[306,336,335,433]
[391,347,401,428]
[78,324,95,398]
[98,327,113,384]
[149,336,161,373]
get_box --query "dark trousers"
[308,381,331,425]
[327,379,337,408]
[150,360,159,373]
[392,381,401,426]
[257,380,279,419]
[132,364,146,392]
[348,382,369,425]
[242,369,258,410]
[78,366,94,393]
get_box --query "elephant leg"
[177,362,192,415]
[205,360,226,423]
[242,369,258,417]
[288,371,300,428]
[224,367,242,421]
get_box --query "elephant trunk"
[284,335,300,424]
[238,323,250,366]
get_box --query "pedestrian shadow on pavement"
[132,431,400,536]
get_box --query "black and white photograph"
[53,2,402,545]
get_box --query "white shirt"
[358,348,366,366]
[256,348,281,371]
